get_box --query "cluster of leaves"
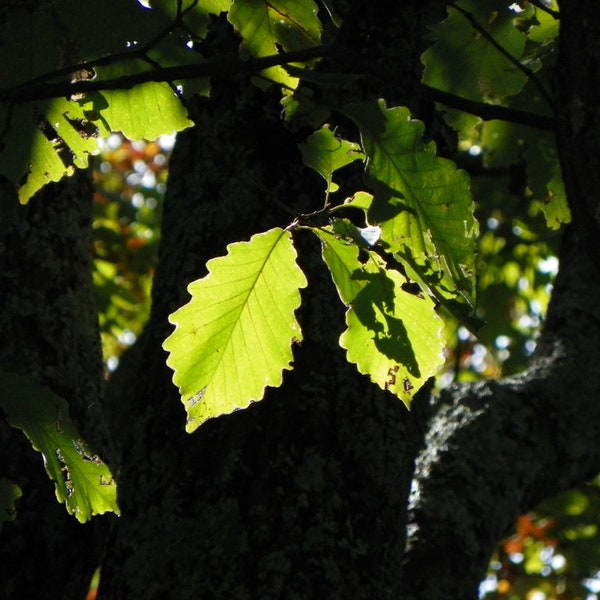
[0,4,575,577]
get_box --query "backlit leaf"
[0,372,119,523]
[164,228,307,431]
[315,228,444,406]
[345,100,478,316]
[228,0,322,88]
[0,99,101,203]
[421,0,528,101]
[91,61,193,140]
[299,125,364,193]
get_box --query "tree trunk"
[2,2,599,600]
[99,2,600,599]
[0,175,104,599]
[100,3,444,598]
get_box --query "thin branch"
[528,0,560,19]
[421,83,556,131]
[450,1,555,109]
[0,45,332,104]
[15,0,202,90]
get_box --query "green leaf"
[345,100,478,313]
[332,191,374,214]
[0,0,194,202]
[314,227,444,405]
[228,0,322,88]
[164,228,307,431]
[531,164,569,230]
[478,116,569,229]
[0,478,22,527]
[299,125,364,193]
[0,99,101,203]
[90,61,193,140]
[422,0,528,101]
[0,372,119,523]
[150,0,231,40]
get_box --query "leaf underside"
[315,228,445,405]
[164,228,307,431]
[0,372,119,523]
[346,100,478,317]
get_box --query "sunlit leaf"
[0,99,101,203]
[164,228,307,431]
[345,100,478,317]
[299,125,364,192]
[422,0,528,101]
[228,0,322,88]
[315,227,444,406]
[0,372,119,523]
[90,61,192,140]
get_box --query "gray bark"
[100,2,600,599]
[0,175,104,599]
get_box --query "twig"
[11,0,206,91]
[0,45,332,104]
[421,83,555,131]
[528,0,560,19]
[450,1,555,109]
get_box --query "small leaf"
[314,228,444,406]
[0,478,22,526]
[164,228,307,431]
[0,372,119,523]
[299,125,364,192]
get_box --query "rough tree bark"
[0,174,105,599]
[99,2,600,599]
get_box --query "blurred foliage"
[439,163,559,387]
[481,478,600,600]
[92,134,172,371]
[426,2,600,596]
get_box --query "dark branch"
[421,84,556,131]
[0,45,332,104]
[529,0,560,19]
[450,1,555,109]
[20,0,201,90]
[1,43,555,133]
